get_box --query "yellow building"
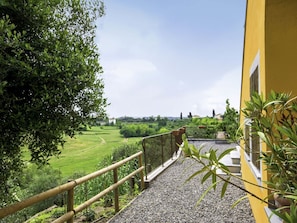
[240,0,297,222]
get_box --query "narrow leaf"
[232,195,249,208]
[201,171,212,184]
[196,180,221,206]
[218,148,235,161]
[221,177,230,198]
[185,166,208,183]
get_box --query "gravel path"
[108,141,255,223]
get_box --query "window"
[244,57,261,172]
[245,120,261,171]
[249,66,260,170]
[244,124,250,155]
[250,66,259,96]
[251,123,260,170]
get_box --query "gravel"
[108,141,255,223]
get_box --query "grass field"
[25,126,142,177]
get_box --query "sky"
[96,0,246,118]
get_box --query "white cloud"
[195,67,241,116]
[96,1,245,118]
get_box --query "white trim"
[249,51,261,96]
[264,207,282,223]
[245,51,263,183]
[250,50,260,76]
[244,151,262,185]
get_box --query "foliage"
[186,126,217,139]
[156,115,167,128]
[110,143,142,162]
[0,0,107,202]
[187,117,220,139]
[72,143,142,207]
[191,116,220,126]
[181,134,268,205]
[24,165,63,213]
[219,99,240,141]
[158,127,170,134]
[117,116,192,136]
[83,209,96,221]
[1,165,63,223]
[182,91,297,223]
[243,92,297,195]
[119,123,156,137]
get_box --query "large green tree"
[0,0,107,203]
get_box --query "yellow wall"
[240,0,268,222]
[240,0,297,222]
[240,0,266,110]
[265,0,297,95]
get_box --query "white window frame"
[244,51,262,182]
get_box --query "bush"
[71,143,142,207]
[23,165,63,215]
[119,124,156,137]
[0,165,62,223]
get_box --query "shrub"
[23,165,63,215]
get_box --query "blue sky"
[96,0,246,118]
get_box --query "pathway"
[107,141,255,223]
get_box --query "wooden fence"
[0,151,144,223]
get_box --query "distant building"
[214,114,223,121]
[109,118,116,125]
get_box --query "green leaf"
[209,149,218,163]
[218,148,235,161]
[212,172,217,190]
[257,132,268,144]
[185,166,209,183]
[201,171,212,184]
[196,180,221,206]
[231,195,249,208]
[218,162,230,174]
[221,177,230,198]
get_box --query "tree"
[220,99,239,140]
[157,115,167,128]
[0,0,107,203]
[188,112,192,119]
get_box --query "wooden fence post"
[138,154,144,190]
[113,168,119,212]
[67,186,74,223]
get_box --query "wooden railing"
[0,151,144,223]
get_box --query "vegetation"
[0,0,107,202]
[186,99,239,139]
[187,117,220,139]
[118,116,191,138]
[120,123,156,138]
[3,139,142,223]
[117,100,239,140]
[219,99,240,141]
[182,91,297,223]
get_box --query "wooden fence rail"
[0,151,144,223]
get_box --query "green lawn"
[24,126,142,177]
